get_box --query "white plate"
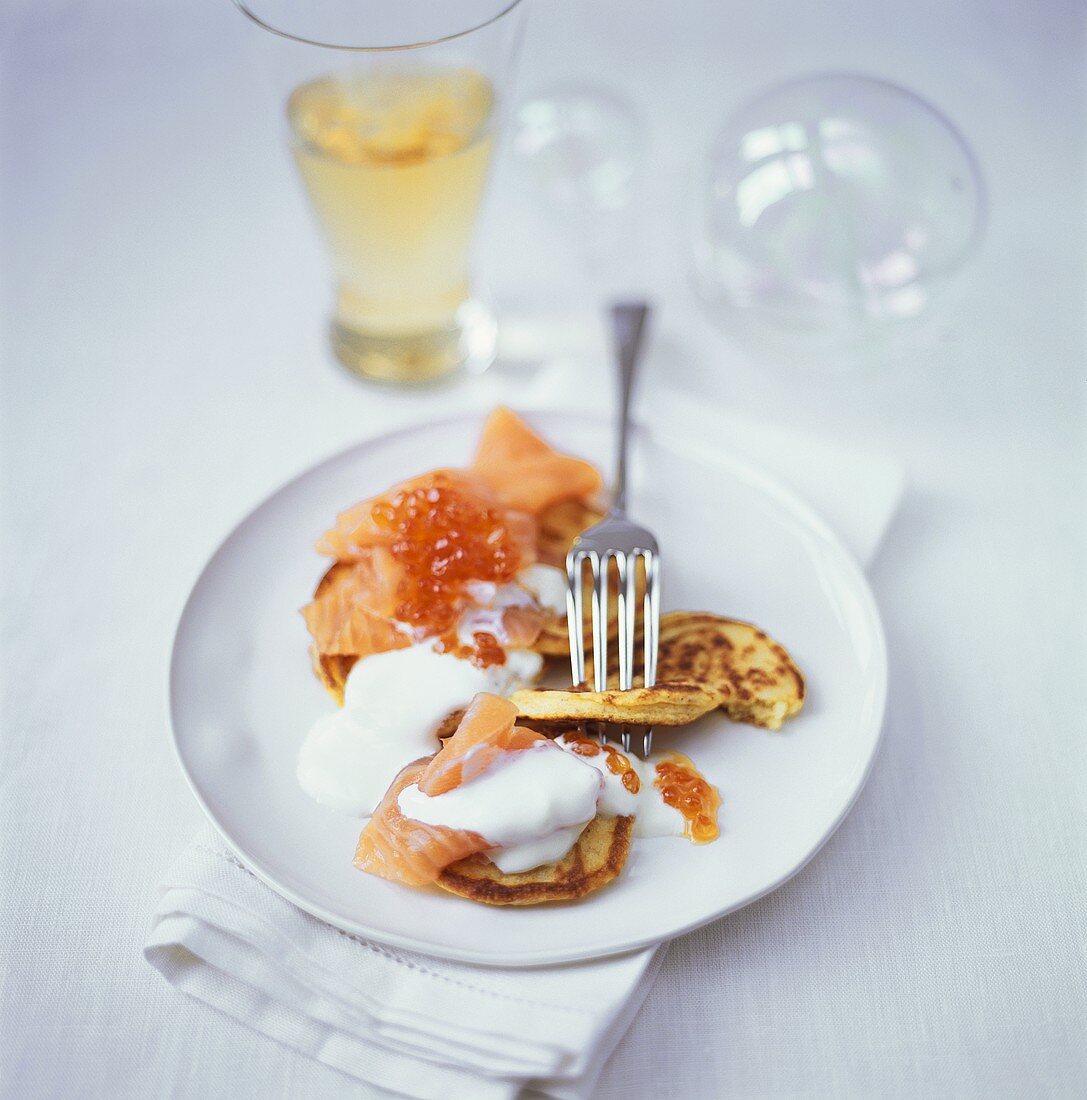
[169,410,886,967]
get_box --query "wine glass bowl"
[691,74,986,371]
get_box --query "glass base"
[329,301,497,386]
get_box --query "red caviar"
[654,754,721,843]
[369,475,532,638]
[563,734,641,794]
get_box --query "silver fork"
[566,302,661,759]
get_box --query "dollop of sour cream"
[391,734,697,878]
[456,564,568,647]
[297,644,542,817]
[397,741,603,873]
[555,736,688,839]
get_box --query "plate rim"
[167,407,888,967]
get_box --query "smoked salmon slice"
[307,467,541,653]
[470,407,603,516]
[300,555,408,657]
[353,760,488,887]
[316,469,535,564]
[304,410,602,676]
[498,604,547,649]
[417,693,542,797]
[353,693,545,887]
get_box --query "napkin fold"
[146,835,664,1099]
[146,362,904,1099]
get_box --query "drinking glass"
[233,0,529,384]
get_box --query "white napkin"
[146,836,664,1099]
[146,346,904,1099]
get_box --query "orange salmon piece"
[316,469,522,562]
[470,407,603,515]
[301,553,408,657]
[354,760,489,887]
[417,693,542,798]
[500,604,547,649]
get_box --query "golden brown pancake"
[310,646,354,706]
[654,612,805,730]
[535,499,605,567]
[531,549,647,657]
[437,814,633,906]
[309,562,393,705]
[531,499,606,655]
[509,682,724,727]
[516,612,804,731]
[530,612,574,657]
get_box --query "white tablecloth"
[2,1,1085,1097]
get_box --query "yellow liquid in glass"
[288,69,495,381]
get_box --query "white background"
[2,0,1085,1097]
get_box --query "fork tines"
[566,543,661,758]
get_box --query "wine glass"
[691,74,986,372]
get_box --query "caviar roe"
[563,734,641,794]
[369,475,531,639]
[654,754,721,843]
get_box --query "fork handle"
[610,302,650,515]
